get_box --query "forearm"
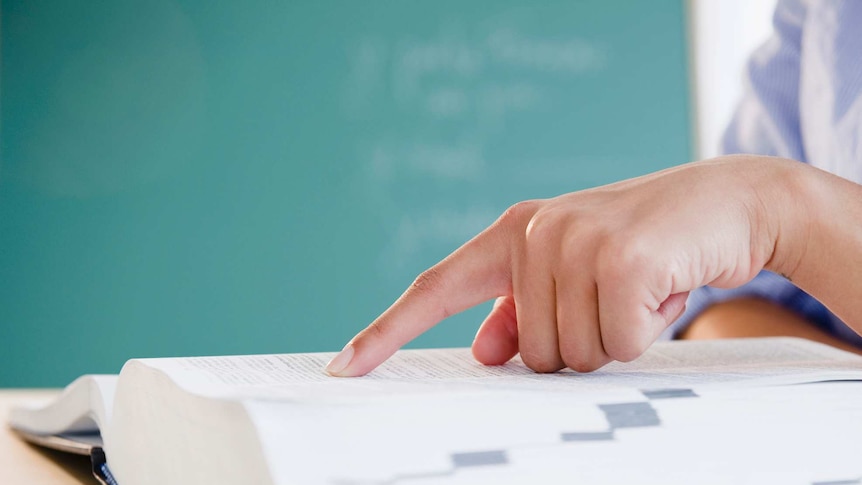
[766,162,862,334]
[682,297,862,355]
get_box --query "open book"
[9,337,862,485]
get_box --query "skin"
[325,154,862,376]
[682,298,862,356]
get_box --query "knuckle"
[360,319,389,342]
[560,349,601,373]
[409,267,444,296]
[599,234,652,278]
[498,200,542,228]
[603,337,645,363]
[523,209,557,248]
[520,349,563,374]
[568,360,601,373]
[559,226,587,266]
[352,320,390,346]
[619,236,654,269]
[407,267,452,320]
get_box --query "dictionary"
[9,337,862,485]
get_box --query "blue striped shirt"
[664,0,862,348]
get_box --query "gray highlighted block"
[451,450,508,468]
[599,402,660,429]
[812,480,861,485]
[560,431,615,442]
[642,388,699,400]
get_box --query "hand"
[326,155,806,376]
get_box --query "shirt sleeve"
[663,0,812,340]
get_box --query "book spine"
[90,448,120,485]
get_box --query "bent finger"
[597,264,682,363]
[472,296,519,366]
[515,224,564,373]
[557,271,611,373]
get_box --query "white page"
[135,337,862,404]
[498,382,862,485]
[249,381,862,485]
[9,375,118,435]
[245,388,624,485]
[121,338,862,485]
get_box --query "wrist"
[760,158,815,282]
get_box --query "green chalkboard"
[0,0,691,386]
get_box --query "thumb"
[472,296,519,366]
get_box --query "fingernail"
[325,344,355,376]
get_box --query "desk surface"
[0,390,96,484]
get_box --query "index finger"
[325,201,538,377]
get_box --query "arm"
[325,155,862,377]
[678,164,862,352]
[664,0,841,338]
[667,0,812,339]
[770,162,862,333]
[682,297,862,356]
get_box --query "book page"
[114,337,862,485]
[247,381,862,485]
[133,337,862,403]
[9,375,117,436]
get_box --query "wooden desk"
[0,390,97,484]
